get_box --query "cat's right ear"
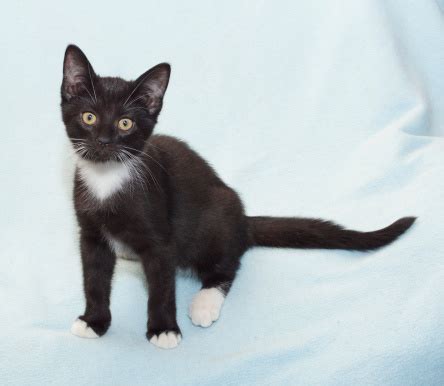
[62,45,96,101]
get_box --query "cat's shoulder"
[149,134,190,149]
[148,134,215,174]
[148,134,198,158]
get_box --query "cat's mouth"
[72,140,142,165]
[72,143,121,163]
[90,151,115,162]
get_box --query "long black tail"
[247,216,416,251]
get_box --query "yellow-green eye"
[118,118,134,131]
[82,112,97,125]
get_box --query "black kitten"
[61,45,415,349]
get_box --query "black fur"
[248,216,416,251]
[61,45,416,343]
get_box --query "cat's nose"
[96,136,112,146]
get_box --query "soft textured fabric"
[0,1,443,385]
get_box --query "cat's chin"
[89,157,116,163]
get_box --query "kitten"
[61,45,415,349]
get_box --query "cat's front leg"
[71,230,116,338]
[141,252,181,349]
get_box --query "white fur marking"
[149,331,181,349]
[189,288,225,328]
[105,233,139,261]
[71,319,99,338]
[77,159,131,201]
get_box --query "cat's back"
[148,134,223,186]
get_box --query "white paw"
[70,319,99,339]
[189,288,225,328]
[149,331,181,349]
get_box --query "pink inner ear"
[146,95,162,114]
[65,67,85,85]
[64,75,90,99]
[66,82,82,96]
[64,53,88,84]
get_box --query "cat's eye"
[118,118,134,131]
[82,112,97,125]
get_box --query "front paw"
[147,328,182,349]
[71,314,110,338]
[71,319,99,338]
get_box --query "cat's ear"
[132,63,171,115]
[62,45,96,101]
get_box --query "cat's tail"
[247,216,416,251]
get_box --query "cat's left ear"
[132,63,171,115]
[62,45,96,101]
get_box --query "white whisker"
[118,144,168,173]
[125,93,152,108]
[82,86,96,105]
[123,69,157,106]
[119,149,162,193]
[88,63,97,103]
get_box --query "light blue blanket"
[1,1,443,385]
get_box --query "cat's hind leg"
[189,186,247,327]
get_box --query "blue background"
[0,1,443,385]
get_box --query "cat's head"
[61,45,170,163]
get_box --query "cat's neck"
[76,158,132,201]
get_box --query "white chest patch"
[77,159,132,201]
